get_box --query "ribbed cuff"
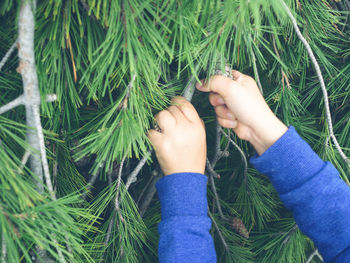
[156,173,208,220]
[249,126,325,194]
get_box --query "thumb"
[195,75,236,101]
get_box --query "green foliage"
[0,0,349,262]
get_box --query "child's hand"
[148,96,206,176]
[196,70,287,155]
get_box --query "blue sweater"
[155,126,350,263]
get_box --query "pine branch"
[281,0,349,164]
[0,40,17,72]
[305,249,323,263]
[0,95,24,115]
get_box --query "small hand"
[148,96,206,176]
[196,70,287,155]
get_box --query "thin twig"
[138,172,162,217]
[281,0,349,164]
[208,174,226,220]
[220,128,248,182]
[0,95,24,115]
[18,150,31,173]
[32,105,55,197]
[83,162,104,199]
[1,235,6,263]
[305,249,323,263]
[282,224,298,245]
[0,40,17,72]
[125,152,150,190]
[206,159,220,179]
[99,214,115,263]
[115,157,126,222]
[208,211,229,251]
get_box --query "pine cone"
[232,217,249,238]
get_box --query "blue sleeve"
[250,126,350,263]
[155,173,217,263]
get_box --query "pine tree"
[0,0,349,262]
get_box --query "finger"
[214,105,235,120]
[231,70,245,81]
[147,129,163,147]
[217,117,238,129]
[171,96,200,122]
[155,110,176,131]
[196,75,240,101]
[209,92,225,107]
[167,105,186,122]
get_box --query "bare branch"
[208,173,226,220]
[18,0,44,194]
[182,63,201,101]
[125,152,150,191]
[281,0,349,164]
[208,211,228,251]
[99,214,115,263]
[206,159,220,179]
[0,40,17,72]
[220,128,248,181]
[1,235,6,263]
[138,171,162,217]
[0,95,24,115]
[305,249,323,263]
[18,150,31,173]
[282,224,298,245]
[82,162,104,199]
[32,105,54,197]
[115,157,126,222]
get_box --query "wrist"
[249,116,288,155]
